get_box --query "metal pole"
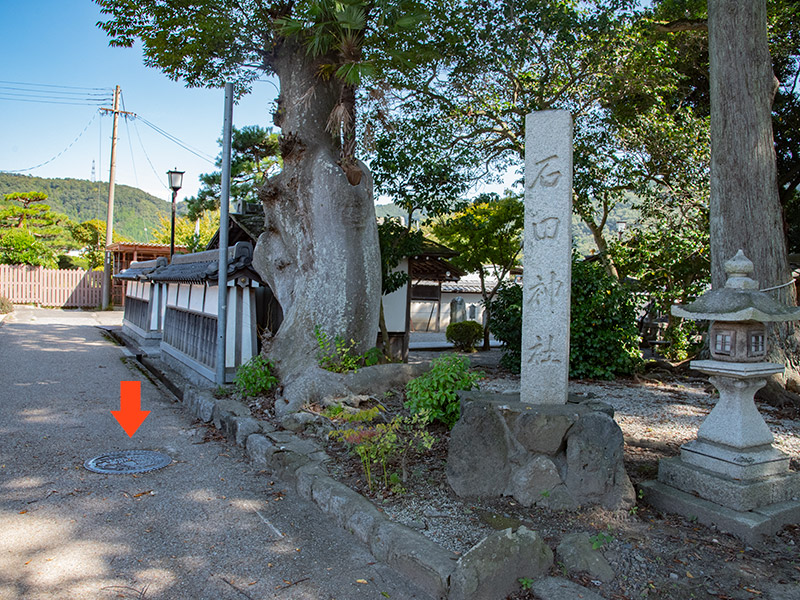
[101,84,120,309]
[216,83,234,386]
[170,188,177,259]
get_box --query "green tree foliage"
[570,257,642,379]
[185,125,281,221]
[381,0,671,275]
[432,192,524,349]
[489,257,642,379]
[69,219,108,270]
[487,283,524,372]
[0,173,171,242]
[0,192,75,268]
[150,212,220,253]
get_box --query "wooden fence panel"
[0,265,103,308]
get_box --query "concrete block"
[369,521,457,600]
[342,498,385,545]
[223,415,260,446]
[183,387,215,422]
[294,463,328,500]
[212,398,250,429]
[659,457,800,512]
[640,480,800,545]
[681,439,791,480]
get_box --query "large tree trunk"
[708,0,800,403]
[252,41,381,412]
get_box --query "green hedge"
[446,320,483,352]
[488,257,642,379]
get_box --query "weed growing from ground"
[234,355,278,397]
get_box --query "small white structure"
[145,242,265,385]
[116,257,168,348]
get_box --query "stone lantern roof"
[671,250,800,323]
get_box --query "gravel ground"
[327,351,800,600]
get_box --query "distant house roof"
[206,209,266,250]
[107,242,189,254]
[114,257,168,281]
[116,242,262,285]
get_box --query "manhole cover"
[84,450,172,474]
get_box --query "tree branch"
[654,19,708,33]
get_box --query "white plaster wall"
[188,284,206,313]
[410,300,439,332]
[440,291,485,329]
[166,283,179,307]
[176,284,190,309]
[204,285,219,316]
[383,259,409,333]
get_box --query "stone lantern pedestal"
[641,251,800,543]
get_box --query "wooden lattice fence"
[0,264,103,308]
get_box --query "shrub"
[487,283,523,372]
[0,295,12,314]
[488,257,642,379]
[329,410,435,492]
[446,320,483,352]
[234,355,278,397]
[314,326,381,372]
[405,354,483,428]
[570,258,642,379]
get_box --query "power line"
[0,80,114,92]
[132,118,169,190]
[0,111,100,173]
[0,95,109,107]
[0,85,111,97]
[136,116,216,164]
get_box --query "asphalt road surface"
[0,307,430,600]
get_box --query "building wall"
[440,291,486,330]
[383,259,408,332]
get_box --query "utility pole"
[99,85,134,310]
[216,83,234,386]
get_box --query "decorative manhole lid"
[84,450,172,474]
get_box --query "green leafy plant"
[487,282,523,372]
[589,531,614,550]
[314,326,382,372]
[570,257,643,378]
[446,320,483,352]
[234,355,278,397]
[489,256,643,379]
[405,354,483,428]
[518,577,533,591]
[329,410,435,492]
[0,295,12,314]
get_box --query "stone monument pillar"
[521,111,573,404]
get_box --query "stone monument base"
[641,444,800,544]
[446,392,635,510]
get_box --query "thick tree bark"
[708,0,800,401]
[252,41,381,412]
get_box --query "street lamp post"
[167,169,184,260]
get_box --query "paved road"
[0,307,430,600]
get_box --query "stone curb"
[178,385,458,598]
[129,353,602,600]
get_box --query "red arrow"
[111,381,150,437]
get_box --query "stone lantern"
[641,250,800,543]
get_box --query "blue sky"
[0,0,278,201]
